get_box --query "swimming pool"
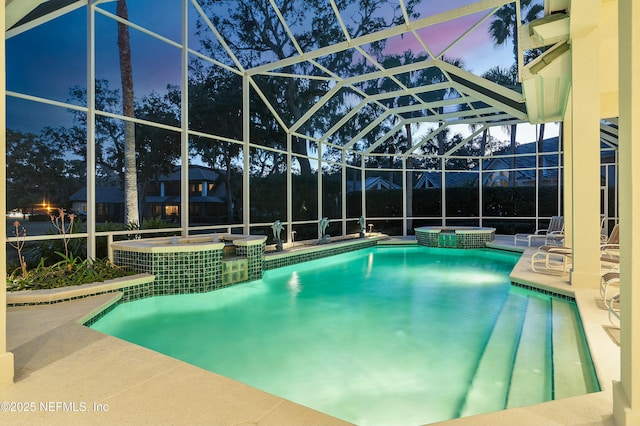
[90,246,599,425]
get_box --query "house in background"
[69,187,125,223]
[411,139,563,189]
[356,140,562,191]
[144,165,229,223]
[346,176,401,192]
[68,166,230,224]
[414,172,440,189]
[482,138,561,187]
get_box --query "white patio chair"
[600,224,620,260]
[600,271,620,308]
[609,292,620,327]
[530,245,572,274]
[514,216,564,247]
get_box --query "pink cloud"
[375,9,514,75]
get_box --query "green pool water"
[90,246,599,425]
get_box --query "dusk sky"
[5,0,553,142]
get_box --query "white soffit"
[531,14,569,41]
[5,0,49,29]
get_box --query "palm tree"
[488,1,544,186]
[488,0,544,64]
[379,52,423,231]
[482,65,520,185]
[117,0,139,226]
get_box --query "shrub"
[6,255,136,292]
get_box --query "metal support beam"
[243,73,251,235]
[86,1,96,259]
[180,0,189,237]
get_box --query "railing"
[4,215,618,265]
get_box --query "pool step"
[459,294,528,417]
[506,296,552,409]
[551,299,599,398]
[460,292,596,420]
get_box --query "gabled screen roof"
[7,0,544,157]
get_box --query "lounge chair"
[514,216,564,247]
[544,232,565,246]
[600,215,608,242]
[600,271,620,308]
[609,292,620,327]
[600,255,619,272]
[531,243,620,276]
[600,224,620,259]
[530,245,572,274]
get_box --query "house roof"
[483,137,560,171]
[189,196,226,204]
[156,165,223,183]
[144,196,176,204]
[346,176,401,192]
[144,195,225,204]
[69,187,124,204]
[414,171,478,188]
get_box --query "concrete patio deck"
[1,235,619,425]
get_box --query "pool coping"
[264,233,387,257]
[2,235,619,425]
[6,274,155,306]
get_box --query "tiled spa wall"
[112,238,267,298]
[415,230,495,249]
[415,231,439,247]
[235,243,266,280]
[263,239,377,270]
[458,231,495,248]
[113,248,223,296]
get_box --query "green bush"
[13,218,179,278]
[6,255,136,292]
[482,187,536,217]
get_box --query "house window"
[189,183,203,195]
[165,205,179,216]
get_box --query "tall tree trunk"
[285,76,311,175]
[405,123,413,233]
[117,0,139,226]
[536,123,546,168]
[481,128,488,155]
[224,149,234,223]
[437,122,446,155]
[292,136,312,175]
[509,123,517,186]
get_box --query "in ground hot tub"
[414,226,496,249]
[110,234,267,296]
